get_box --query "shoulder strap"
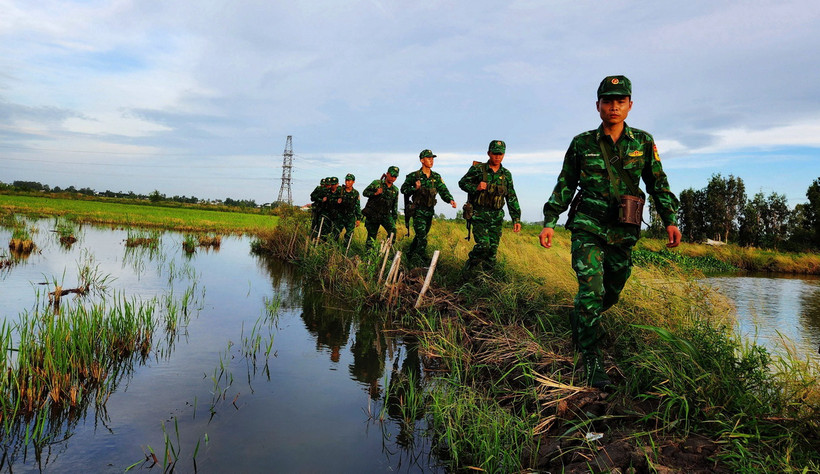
[598,140,642,198]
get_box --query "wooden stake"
[384,251,402,289]
[415,250,440,309]
[377,245,392,283]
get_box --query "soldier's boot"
[583,352,611,390]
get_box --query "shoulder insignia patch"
[653,144,661,162]
[628,150,643,157]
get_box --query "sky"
[1,0,819,223]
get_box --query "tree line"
[647,174,820,252]
[1,180,259,209]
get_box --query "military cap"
[419,149,436,159]
[345,173,355,181]
[387,166,400,177]
[488,140,506,154]
[320,178,327,185]
[597,75,632,98]
[329,177,339,185]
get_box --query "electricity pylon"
[277,135,293,205]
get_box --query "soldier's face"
[330,184,338,191]
[385,174,397,185]
[345,179,354,189]
[421,157,434,169]
[487,152,504,167]
[597,96,632,126]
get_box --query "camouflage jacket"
[458,162,522,224]
[339,187,362,220]
[543,124,679,245]
[400,169,454,209]
[310,186,329,214]
[362,179,399,221]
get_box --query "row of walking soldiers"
[309,140,521,273]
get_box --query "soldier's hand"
[477,181,487,191]
[374,187,383,195]
[355,220,360,227]
[666,225,682,248]
[322,197,327,201]
[450,200,457,208]
[415,180,421,189]
[539,227,554,248]
[337,198,342,203]
[513,223,521,233]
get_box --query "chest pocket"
[476,183,507,209]
[414,185,437,207]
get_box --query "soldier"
[325,177,343,240]
[309,178,328,238]
[362,166,401,249]
[539,75,681,389]
[337,173,362,245]
[458,140,521,274]
[401,149,457,265]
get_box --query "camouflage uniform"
[324,177,344,240]
[362,167,400,249]
[401,150,455,264]
[543,78,679,379]
[337,173,362,245]
[310,178,329,238]
[459,141,521,273]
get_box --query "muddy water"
[0,219,442,472]
[706,273,820,363]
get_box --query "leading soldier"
[458,139,522,274]
[401,149,457,265]
[539,75,681,389]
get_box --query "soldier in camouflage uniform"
[324,177,344,240]
[539,75,682,389]
[458,140,522,274]
[310,178,329,238]
[337,173,362,245]
[401,149,457,265]
[362,166,401,249]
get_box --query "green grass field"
[0,194,278,234]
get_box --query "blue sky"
[1,0,819,223]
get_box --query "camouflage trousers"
[464,208,504,273]
[570,230,633,356]
[407,207,435,263]
[364,216,396,249]
[337,214,357,245]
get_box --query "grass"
[0,194,278,234]
[253,216,820,472]
[0,257,202,468]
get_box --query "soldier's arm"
[505,171,522,225]
[458,166,480,194]
[354,191,362,220]
[542,140,581,228]
[400,172,416,195]
[362,180,379,198]
[641,140,679,227]
[436,174,455,204]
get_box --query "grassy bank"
[637,237,820,274]
[0,194,278,234]
[253,218,820,472]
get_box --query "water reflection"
[706,273,820,362]
[1,217,444,472]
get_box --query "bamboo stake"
[414,250,440,308]
[315,217,325,244]
[377,246,392,283]
[384,251,402,289]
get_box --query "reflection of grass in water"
[124,228,161,249]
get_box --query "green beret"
[345,173,355,181]
[387,166,400,177]
[329,177,339,185]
